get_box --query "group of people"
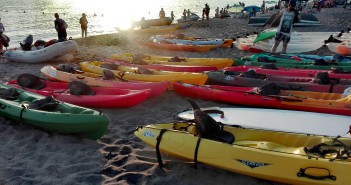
[54,12,89,41]
[215,7,230,18]
[159,8,176,20]
[0,12,89,51]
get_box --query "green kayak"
[0,83,110,140]
[248,53,315,63]
[247,53,351,67]
[234,58,351,72]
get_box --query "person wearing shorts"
[265,0,300,53]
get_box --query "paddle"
[199,83,304,102]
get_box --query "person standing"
[252,7,257,17]
[54,13,68,42]
[183,9,187,22]
[170,11,175,20]
[79,13,88,38]
[0,18,5,51]
[159,8,165,18]
[205,3,210,20]
[187,9,191,17]
[265,0,300,53]
[261,1,266,13]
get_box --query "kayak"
[130,25,179,34]
[177,106,351,137]
[173,81,351,116]
[0,83,110,139]
[224,65,351,79]
[133,17,173,27]
[177,13,200,23]
[284,54,351,63]
[135,121,351,185]
[110,53,234,69]
[40,65,169,98]
[103,59,217,73]
[7,79,151,108]
[136,39,219,52]
[247,53,351,66]
[248,13,321,27]
[151,35,234,47]
[205,70,350,93]
[234,57,351,72]
[327,41,351,56]
[4,40,78,63]
[236,37,324,53]
[248,53,315,63]
[79,61,208,88]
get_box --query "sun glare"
[62,0,172,31]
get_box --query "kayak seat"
[188,99,234,144]
[29,95,60,111]
[0,88,20,100]
[100,63,119,70]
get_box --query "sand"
[0,7,350,185]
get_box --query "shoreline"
[0,7,350,185]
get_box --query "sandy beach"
[0,7,351,185]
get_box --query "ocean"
[0,0,277,47]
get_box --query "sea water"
[0,0,277,47]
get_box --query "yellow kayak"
[135,122,351,185]
[79,61,208,88]
[110,53,234,69]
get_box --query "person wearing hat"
[54,13,68,42]
[79,13,88,38]
[265,0,300,54]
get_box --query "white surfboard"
[178,107,351,137]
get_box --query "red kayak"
[103,59,217,73]
[225,66,351,79]
[173,82,351,116]
[206,70,350,93]
[7,79,150,108]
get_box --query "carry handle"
[297,167,336,181]
[76,75,85,80]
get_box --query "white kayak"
[151,36,225,46]
[4,40,78,63]
[177,13,200,23]
[235,32,332,53]
[178,107,351,137]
